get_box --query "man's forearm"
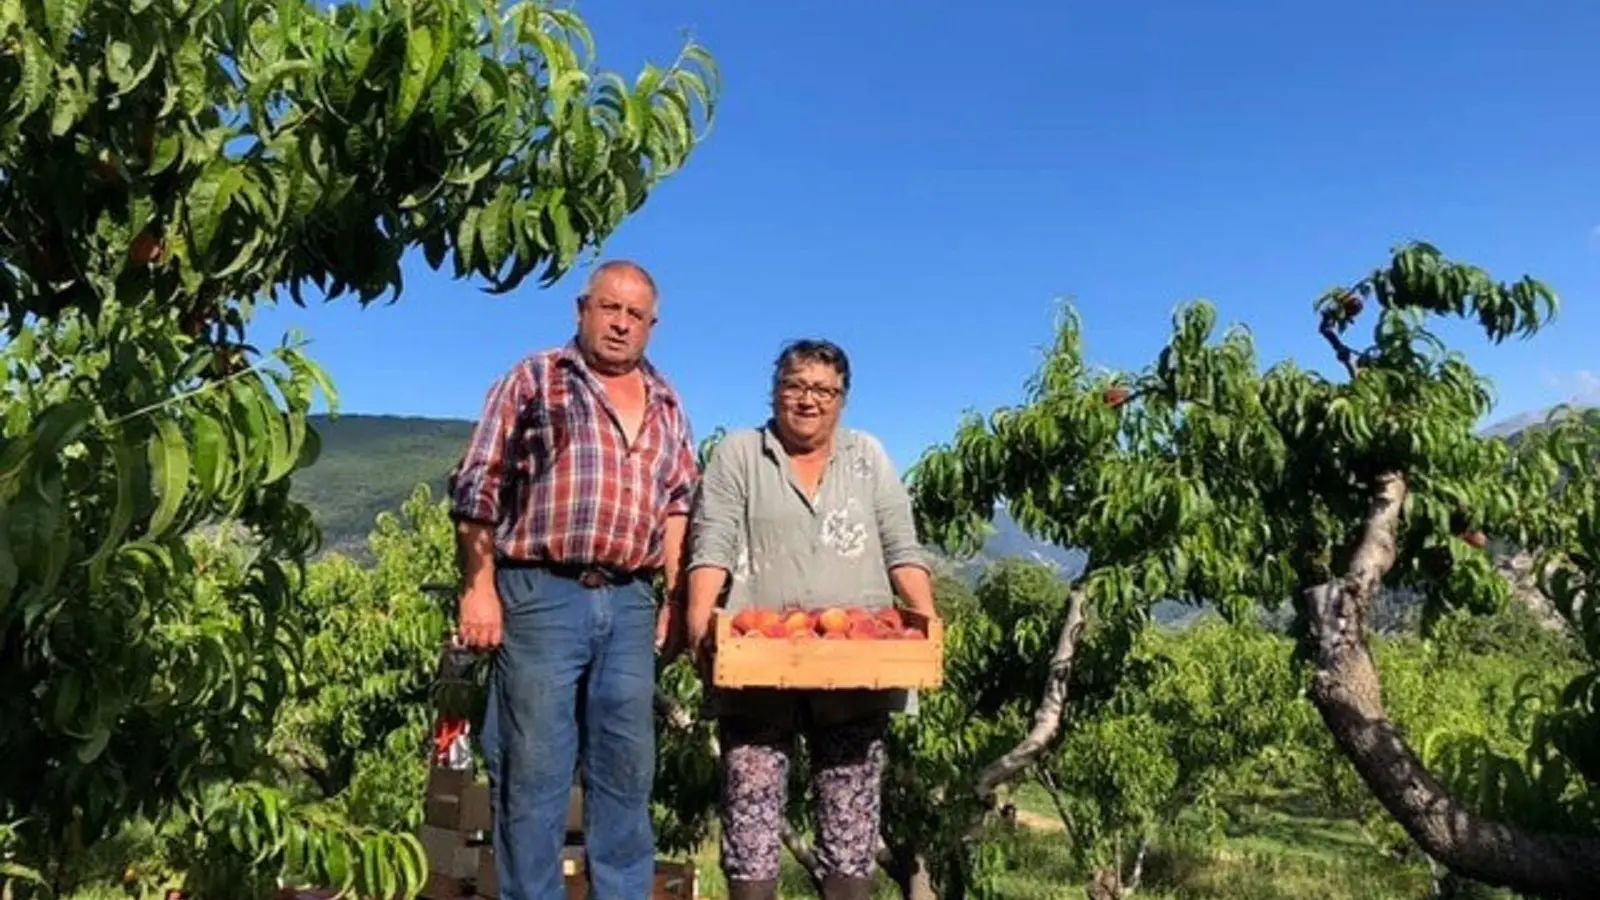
[888,564,937,616]
[456,520,497,589]
[662,513,689,606]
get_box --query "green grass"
[675,783,1434,899]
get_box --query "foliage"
[0,0,717,894]
[269,484,462,830]
[879,559,1080,898]
[1035,619,1318,879]
[907,241,1600,892]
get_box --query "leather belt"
[540,561,651,589]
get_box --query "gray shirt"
[687,421,932,727]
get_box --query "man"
[449,260,698,900]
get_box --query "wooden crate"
[652,859,699,899]
[424,766,584,838]
[477,844,586,899]
[712,606,944,690]
[425,767,493,833]
[418,824,488,886]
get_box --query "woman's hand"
[685,567,726,682]
[687,603,717,681]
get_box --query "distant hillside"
[292,415,473,556]
[290,405,1581,624]
[289,413,1091,572]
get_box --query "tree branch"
[1305,471,1600,899]
[973,588,1089,802]
[781,822,826,894]
[1318,315,1360,380]
[653,688,702,736]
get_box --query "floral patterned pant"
[717,712,889,882]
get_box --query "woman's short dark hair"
[773,338,851,394]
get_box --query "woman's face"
[772,359,846,449]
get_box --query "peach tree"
[0,0,716,895]
[907,242,1600,899]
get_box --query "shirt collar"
[760,419,854,459]
[557,338,676,407]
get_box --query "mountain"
[290,404,1580,625]
[292,414,473,556]
[289,413,1087,571]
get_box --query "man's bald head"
[574,259,661,375]
[584,260,658,308]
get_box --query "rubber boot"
[726,878,779,900]
[821,874,875,900]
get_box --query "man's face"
[772,360,846,447]
[576,270,657,371]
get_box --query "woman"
[684,338,940,900]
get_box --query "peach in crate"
[714,605,943,690]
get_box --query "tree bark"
[972,589,1088,803]
[877,843,937,900]
[781,823,827,894]
[1305,471,1600,900]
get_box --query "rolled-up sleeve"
[449,365,530,526]
[687,436,745,572]
[867,436,931,572]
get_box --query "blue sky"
[256,0,1600,472]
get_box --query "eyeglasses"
[778,382,844,403]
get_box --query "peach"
[817,607,850,635]
[901,626,926,640]
[782,610,812,634]
[821,631,846,640]
[732,609,760,635]
[847,619,879,641]
[875,607,904,631]
[760,622,788,639]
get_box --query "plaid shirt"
[449,340,699,573]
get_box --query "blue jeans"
[481,567,658,900]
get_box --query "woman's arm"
[867,436,938,617]
[686,436,747,659]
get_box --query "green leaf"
[192,412,230,495]
[186,163,249,259]
[392,21,437,131]
[16,31,53,121]
[84,435,138,579]
[77,725,111,764]
[145,418,191,539]
[43,0,87,52]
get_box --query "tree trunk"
[878,843,937,900]
[781,822,827,895]
[1305,471,1600,900]
[972,589,1088,804]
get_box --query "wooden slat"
[713,608,944,690]
[426,767,584,839]
[417,870,470,900]
[653,860,698,899]
[476,845,585,899]
[417,825,485,880]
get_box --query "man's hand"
[458,582,504,650]
[655,601,686,662]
